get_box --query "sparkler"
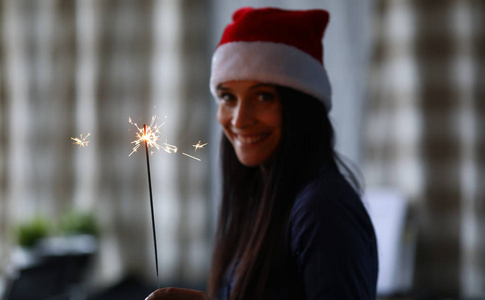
[71,133,90,147]
[129,117,161,288]
[129,116,164,156]
[128,115,207,286]
[143,124,160,289]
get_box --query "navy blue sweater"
[216,164,378,299]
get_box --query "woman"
[147,7,378,300]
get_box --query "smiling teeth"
[236,134,267,145]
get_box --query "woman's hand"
[145,287,210,300]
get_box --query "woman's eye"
[257,92,276,102]
[218,93,235,103]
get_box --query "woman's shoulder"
[288,163,376,246]
[286,165,378,300]
[292,164,363,214]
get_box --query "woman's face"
[216,80,283,167]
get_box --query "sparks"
[129,116,164,156]
[71,133,90,147]
[182,153,201,161]
[162,142,178,154]
[192,141,208,152]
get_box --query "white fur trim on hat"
[210,41,332,111]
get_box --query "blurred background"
[0,0,483,299]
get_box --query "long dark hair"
[207,86,361,299]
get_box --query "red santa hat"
[210,7,332,111]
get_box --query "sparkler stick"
[129,116,207,287]
[144,124,159,289]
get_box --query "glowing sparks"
[129,116,164,156]
[128,115,207,162]
[192,141,208,152]
[71,133,90,147]
[182,153,201,161]
[162,143,178,154]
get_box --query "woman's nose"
[231,100,255,128]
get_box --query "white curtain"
[0,0,211,289]
[364,0,485,297]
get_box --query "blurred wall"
[0,0,212,289]
[365,0,485,298]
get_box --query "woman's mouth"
[233,133,270,146]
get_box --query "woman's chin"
[236,154,264,167]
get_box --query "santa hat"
[210,7,332,111]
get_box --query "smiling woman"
[147,6,378,300]
[216,81,282,167]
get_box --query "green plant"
[58,210,99,237]
[15,216,50,248]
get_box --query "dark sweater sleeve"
[289,178,378,300]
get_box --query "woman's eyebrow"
[248,83,276,91]
[216,82,276,92]
[216,84,231,91]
